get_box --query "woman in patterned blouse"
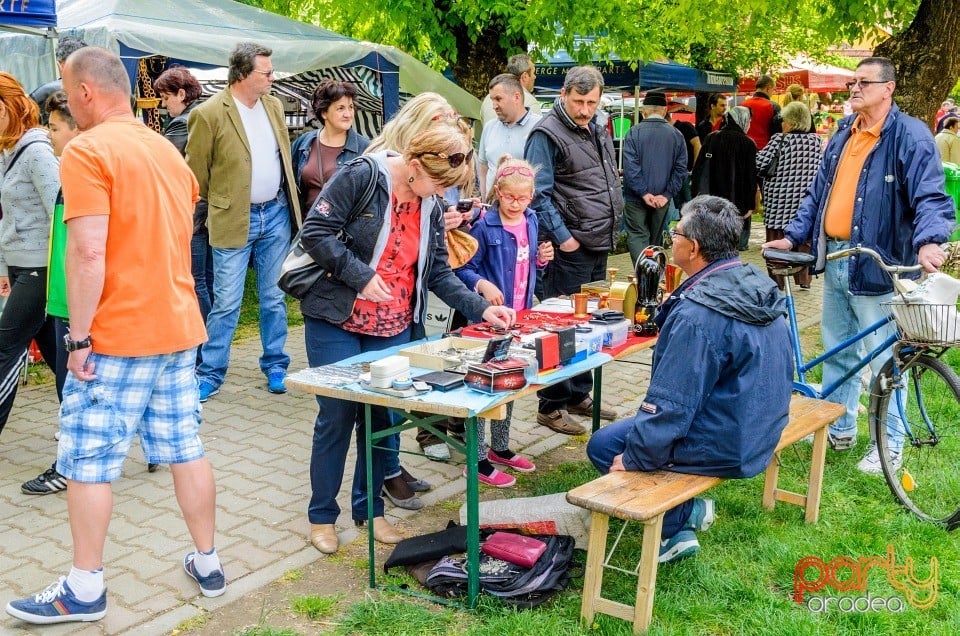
[757,101,823,289]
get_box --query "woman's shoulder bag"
[279,155,378,300]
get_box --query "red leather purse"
[481,531,548,568]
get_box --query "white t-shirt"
[236,99,283,203]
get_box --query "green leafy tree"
[240,0,958,124]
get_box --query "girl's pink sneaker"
[488,450,536,472]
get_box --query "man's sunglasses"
[419,149,474,168]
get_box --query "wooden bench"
[566,395,846,634]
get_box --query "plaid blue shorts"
[57,348,205,483]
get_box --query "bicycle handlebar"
[825,245,923,274]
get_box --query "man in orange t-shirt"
[6,48,224,626]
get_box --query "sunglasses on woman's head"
[419,149,474,168]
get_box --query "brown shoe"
[310,523,338,554]
[356,516,404,544]
[537,409,586,435]
[567,397,617,420]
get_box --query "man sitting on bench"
[587,195,793,562]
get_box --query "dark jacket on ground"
[524,101,623,251]
[455,205,544,311]
[691,121,758,214]
[622,116,688,202]
[298,152,489,328]
[784,103,955,295]
[620,258,793,478]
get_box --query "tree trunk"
[874,0,960,128]
[448,22,525,100]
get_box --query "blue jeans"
[197,197,291,387]
[821,240,903,449]
[586,418,693,539]
[304,316,412,524]
[191,232,215,323]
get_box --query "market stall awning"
[0,0,57,29]
[536,53,736,93]
[739,57,854,93]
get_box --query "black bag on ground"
[278,155,378,299]
[424,533,576,609]
[383,521,468,573]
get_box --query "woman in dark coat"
[691,106,757,250]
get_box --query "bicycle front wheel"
[871,354,960,528]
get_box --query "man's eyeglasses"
[495,187,533,206]
[252,69,275,77]
[419,149,474,168]
[670,229,689,240]
[844,79,889,90]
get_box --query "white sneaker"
[856,443,902,474]
[422,443,450,462]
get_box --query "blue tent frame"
[536,53,735,93]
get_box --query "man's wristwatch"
[63,334,92,352]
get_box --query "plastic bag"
[891,272,960,343]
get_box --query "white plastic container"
[575,325,604,356]
[368,355,410,388]
[591,319,630,348]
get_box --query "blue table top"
[287,336,613,418]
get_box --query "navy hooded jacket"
[621,258,793,478]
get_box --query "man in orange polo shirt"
[6,48,224,625]
[764,57,954,474]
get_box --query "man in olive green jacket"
[186,42,301,401]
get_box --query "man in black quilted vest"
[524,65,623,435]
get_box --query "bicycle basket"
[881,300,960,346]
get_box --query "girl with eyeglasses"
[299,124,515,554]
[454,156,553,486]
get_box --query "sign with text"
[0,0,57,28]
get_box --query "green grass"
[290,594,341,620]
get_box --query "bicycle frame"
[783,278,898,400]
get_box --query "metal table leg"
[593,366,603,433]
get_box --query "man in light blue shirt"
[478,74,541,197]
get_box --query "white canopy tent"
[0,0,480,122]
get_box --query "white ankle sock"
[193,547,221,576]
[67,566,104,602]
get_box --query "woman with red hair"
[0,71,60,436]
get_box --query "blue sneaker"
[184,552,226,598]
[658,529,700,564]
[5,577,106,624]
[198,381,219,403]
[267,371,287,394]
[686,498,715,532]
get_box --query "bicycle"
[763,245,960,530]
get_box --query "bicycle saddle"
[761,249,816,266]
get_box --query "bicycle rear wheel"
[870,354,960,529]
